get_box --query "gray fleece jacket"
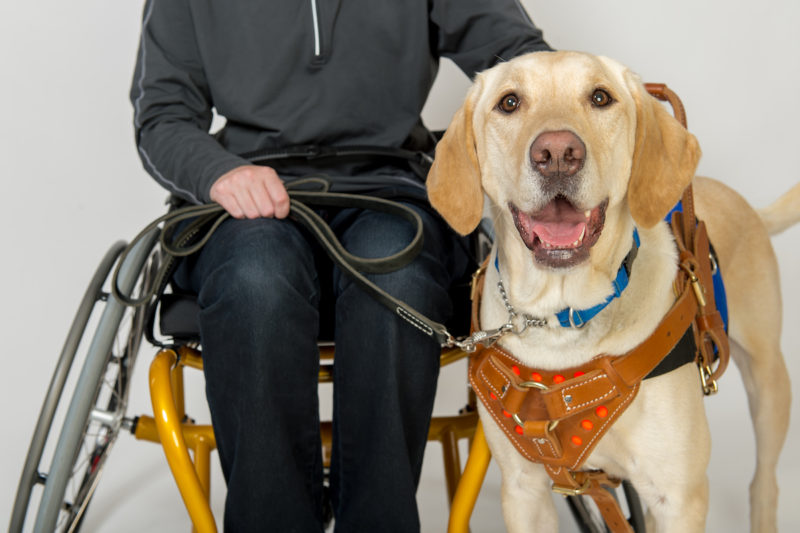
[130,0,550,204]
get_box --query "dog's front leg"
[499,462,558,533]
[479,404,558,533]
[618,367,712,533]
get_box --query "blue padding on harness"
[666,202,729,331]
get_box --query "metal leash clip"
[450,323,514,353]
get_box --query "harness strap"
[670,212,730,393]
[469,265,698,455]
[550,470,633,533]
[468,218,729,530]
[469,264,698,533]
[470,255,699,388]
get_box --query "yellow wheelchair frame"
[136,342,483,532]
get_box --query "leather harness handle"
[644,83,687,126]
[644,83,696,251]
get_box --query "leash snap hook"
[696,348,719,395]
[452,323,514,352]
[697,359,719,396]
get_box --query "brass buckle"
[552,475,593,496]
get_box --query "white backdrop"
[1,1,798,531]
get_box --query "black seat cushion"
[158,292,202,341]
[158,280,473,344]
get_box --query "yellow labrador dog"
[428,51,797,532]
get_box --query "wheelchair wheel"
[566,479,646,533]
[10,231,160,533]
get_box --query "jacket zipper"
[310,0,323,60]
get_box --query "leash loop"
[111,177,459,345]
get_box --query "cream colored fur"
[427,51,794,532]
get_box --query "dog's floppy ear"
[625,73,701,228]
[427,85,484,235]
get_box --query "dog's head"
[428,51,700,271]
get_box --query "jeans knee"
[193,219,320,316]
[211,257,315,311]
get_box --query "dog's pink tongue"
[532,221,586,246]
[530,197,588,247]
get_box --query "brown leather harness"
[467,85,730,533]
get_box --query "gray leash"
[111,177,457,345]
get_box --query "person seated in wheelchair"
[130,2,550,531]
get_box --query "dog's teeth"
[584,210,591,218]
[579,226,586,241]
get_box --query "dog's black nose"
[530,130,586,179]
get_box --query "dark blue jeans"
[173,201,470,532]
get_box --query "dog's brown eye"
[590,89,613,107]
[498,93,520,113]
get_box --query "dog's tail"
[758,182,800,235]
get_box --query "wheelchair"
[10,203,645,533]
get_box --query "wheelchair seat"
[158,292,204,341]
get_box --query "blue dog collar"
[495,229,640,329]
[554,229,639,328]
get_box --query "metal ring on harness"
[514,380,560,432]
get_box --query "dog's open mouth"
[509,196,608,268]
